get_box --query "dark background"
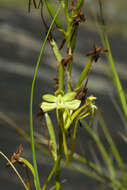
[0,1,127,189]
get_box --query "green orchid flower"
[40,92,81,112]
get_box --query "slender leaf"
[45,0,62,28]
[45,113,57,161]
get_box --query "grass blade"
[45,113,57,161]
[45,0,62,29]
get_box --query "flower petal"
[40,102,57,112]
[42,94,57,102]
[65,99,81,110]
[63,92,76,101]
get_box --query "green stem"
[54,109,65,189]
[63,0,72,49]
[29,3,63,190]
[67,66,73,92]
[63,1,83,91]
[65,22,74,92]
[63,0,70,22]
[50,39,64,91]
[55,154,62,190]
[60,109,69,164]
[66,26,78,92]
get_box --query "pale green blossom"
[41,92,81,112]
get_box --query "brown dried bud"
[6,144,23,167]
[86,44,108,62]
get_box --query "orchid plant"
[41,90,97,163]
